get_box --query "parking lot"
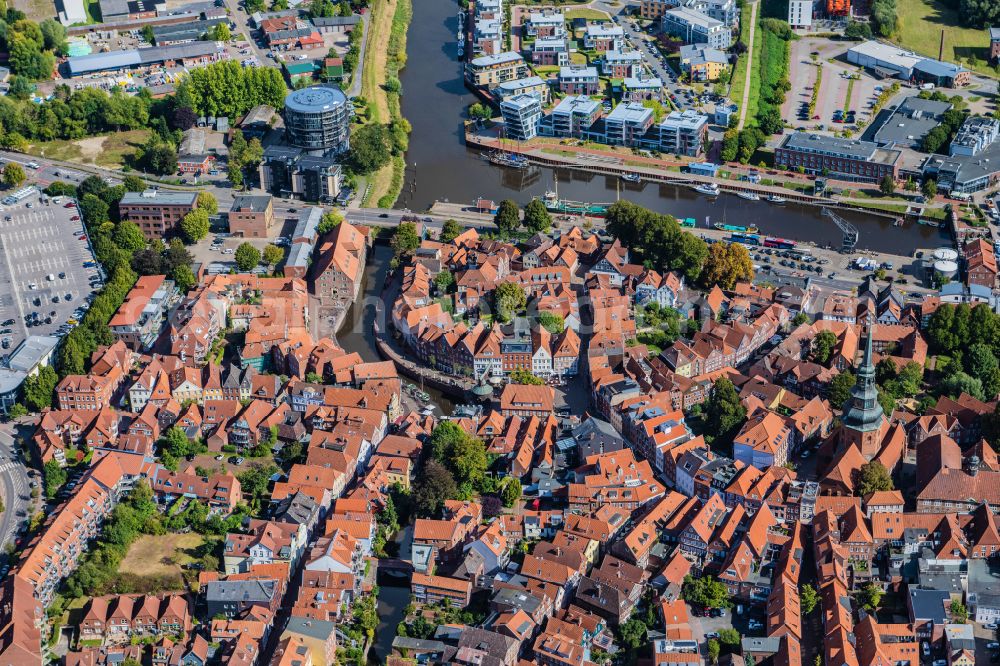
[0,192,101,356]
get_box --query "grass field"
[25,130,150,169]
[119,533,205,578]
[565,8,610,20]
[894,0,996,76]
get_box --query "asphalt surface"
[0,424,31,551]
[0,191,103,356]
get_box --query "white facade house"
[787,0,812,28]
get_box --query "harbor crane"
[822,208,859,254]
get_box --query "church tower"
[840,315,888,458]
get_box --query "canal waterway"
[396,0,948,254]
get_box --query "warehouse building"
[870,97,952,149]
[846,40,970,87]
[67,41,227,77]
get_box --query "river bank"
[395,0,947,255]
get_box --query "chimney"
[939,29,945,63]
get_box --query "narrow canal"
[396,0,948,254]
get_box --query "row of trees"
[926,302,1000,402]
[0,9,66,82]
[870,0,898,38]
[176,61,287,119]
[754,19,794,137]
[493,199,552,237]
[604,200,753,288]
[943,0,1000,28]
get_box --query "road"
[613,13,690,111]
[736,0,758,130]
[0,424,31,552]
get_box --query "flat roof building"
[661,6,731,50]
[870,96,952,148]
[119,189,199,239]
[846,40,923,79]
[776,132,900,183]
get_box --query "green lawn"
[893,0,996,76]
[564,8,611,20]
[25,130,150,169]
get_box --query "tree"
[7,403,28,419]
[494,199,520,237]
[212,22,231,41]
[196,191,218,215]
[844,20,873,40]
[704,378,746,446]
[7,76,34,100]
[950,599,968,623]
[317,210,343,235]
[792,312,810,326]
[922,126,950,154]
[412,459,457,517]
[707,639,720,664]
[179,209,210,244]
[262,244,284,269]
[172,264,196,294]
[501,478,521,507]
[701,242,754,290]
[44,459,67,499]
[941,371,984,400]
[2,162,25,189]
[508,368,544,385]
[112,221,146,252]
[857,581,884,611]
[494,282,526,322]
[811,330,839,366]
[429,421,489,488]
[172,106,198,131]
[523,199,552,234]
[23,365,58,412]
[957,0,1000,29]
[537,312,564,335]
[39,19,67,54]
[349,123,392,173]
[879,174,896,196]
[856,461,893,497]
[682,575,732,608]
[440,219,462,243]
[468,102,492,120]
[122,175,146,192]
[228,162,244,189]
[390,222,420,258]
[434,269,454,294]
[921,178,937,199]
[718,628,740,649]
[965,342,998,380]
[234,242,261,271]
[800,584,819,614]
[617,618,647,650]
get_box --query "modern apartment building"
[544,95,603,139]
[493,75,550,103]
[788,0,813,27]
[119,190,198,240]
[525,9,565,38]
[604,102,654,147]
[109,275,179,351]
[532,37,569,66]
[584,24,624,52]
[500,94,543,141]
[657,109,708,156]
[679,44,728,81]
[602,49,643,77]
[258,145,343,203]
[466,52,529,87]
[661,6,731,50]
[558,65,600,95]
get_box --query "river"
[395,0,948,254]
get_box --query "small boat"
[621,173,641,183]
[485,150,529,169]
[766,195,787,203]
[714,222,760,234]
[458,31,464,40]
[693,183,720,196]
[416,390,431,402]
[737,191,761,201]
[681,217,696,228]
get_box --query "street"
[0,424,31,552]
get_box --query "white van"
[46,274,55,281]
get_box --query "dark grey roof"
[780,132,880,161]
[490,587,542,616]
[152,17,226,41]
[311,15,361,26]
[741,637,781,653]
[572,416,624,458]
[908,588,950,622]
[231,194,273,212]
[969,559,1000,609]
[204,579,277,602]
[272,491,319,526]
[285,615,336,640]
[284,85,348,114]
[99,0,129,16]
[872,96,952,147]
[391,637,448,652]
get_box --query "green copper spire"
[841,314,884,433]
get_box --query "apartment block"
[657,109,708,157]
[661,6,731,50]
[558,65,600,95]
[604,102,654,147]
[119,190,198,240]
[109,275,179,351]
[500,94,543,141]
[466,52,529,87]
[228,194,275,239]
